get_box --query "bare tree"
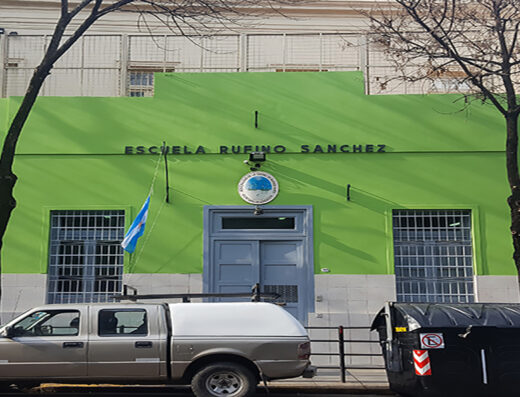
[0,0,299,305]
[369,0,520,284]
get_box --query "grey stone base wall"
[2,273,519,315]
[476,275,520,302]
[309,275,396,368]
[123,273,202,297]
[313,274,397,326]
[0,274,47,323]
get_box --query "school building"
[0,71,517,333]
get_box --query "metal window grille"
[47,210,125,304]
[393,210,474,303]
[128,71,154,97]
[127,62,176,97]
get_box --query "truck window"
[11,310,80,337]
[98,309,148,336]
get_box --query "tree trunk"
[0,5,101,316]
[0,171,17,322]
[0,63,55,317]
[0,65,52,241]
[0,174,16,252]
[505,113,520,286]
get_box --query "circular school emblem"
[238,171,279,205]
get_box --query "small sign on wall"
[238,171,279,205]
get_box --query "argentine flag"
[121,195,150,254]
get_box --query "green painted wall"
[1,72,513,276]
[0,98,7,135]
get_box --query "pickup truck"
[0,301,313,397]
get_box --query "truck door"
[87,305,164,379]
[0,308,87,379]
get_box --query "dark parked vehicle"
[372,302,520,397]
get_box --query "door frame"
[203,205,315,324]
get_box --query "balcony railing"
[0,32,471,98]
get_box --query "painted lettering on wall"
[124,144,387,155]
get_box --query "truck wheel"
[0,382,13,392]
[191,362,256,397]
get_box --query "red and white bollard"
[413,349,432,376]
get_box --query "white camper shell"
[169,302,307,337]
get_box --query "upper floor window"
[127,62,176,97]
[429,67,471,93]
[393,209,475,303]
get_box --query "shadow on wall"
[347,187,400,215]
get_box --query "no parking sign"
[420,333,445,349]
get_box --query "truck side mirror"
[1,326,15,338]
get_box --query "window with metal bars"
[127,63,176,97]
[393,209,475,303]
[47,210,125,304]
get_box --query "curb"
[265,383,393,395]
[28,383,394,395]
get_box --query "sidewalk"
[267,368,391,394]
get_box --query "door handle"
[135,341,153,348]
[63,342,84,348]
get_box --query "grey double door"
[204,206,314,324]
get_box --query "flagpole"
[163,141,170,203]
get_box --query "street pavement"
[0,385,395,397]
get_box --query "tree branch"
[69,0,96,19]
[61,0,69,17]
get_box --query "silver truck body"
[0,301,312,394]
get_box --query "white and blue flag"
[121,195,150,254]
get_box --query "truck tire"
[0,382,12,392]
[191,362,256,397]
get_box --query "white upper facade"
[0,1,465,98]
[1,1,382,35]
